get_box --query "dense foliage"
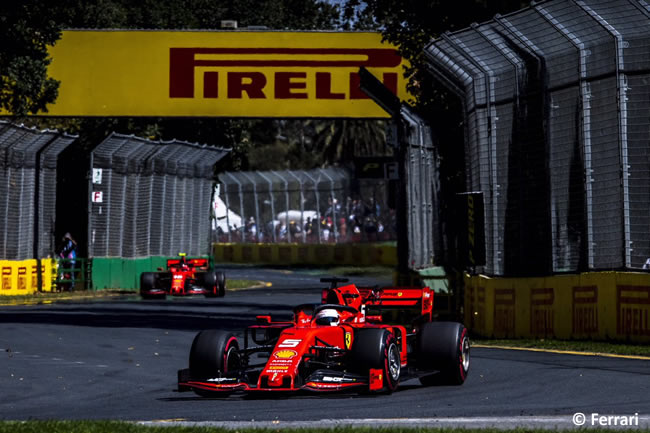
[1,0,345,170]
[2,0,527,170]
[0,0,61,115]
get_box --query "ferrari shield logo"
[345,332,352,350]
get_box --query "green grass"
[0,422,645,433]
[229,279,266,289]
[473,338,650,357]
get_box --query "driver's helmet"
[314,308,341,326]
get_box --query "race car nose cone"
[260,372,291,389]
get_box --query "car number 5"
[278,338,302,348]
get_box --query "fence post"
[259,171,277,243]
[302,170,321,244]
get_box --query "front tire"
[189,330,240,380]
[140,272,166,299]
[417,322,469,386]
[351,328,400,393]
[189,330,241,397]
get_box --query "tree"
[6,0,342,169]
[342,0,527,106]
[0,0,63,116]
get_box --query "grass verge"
[473,338,650,357]
[1,422,644,433]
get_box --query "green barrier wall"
[91,257,172,290]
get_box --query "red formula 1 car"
[177,277,469,395]
[140,254,226,299]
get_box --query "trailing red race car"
[140,254,226,299]
[177,277,469,395]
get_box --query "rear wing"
[322,283,434,325]
[166,258,209,269]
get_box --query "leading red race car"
[177,277,469,395]
[140,254,226,299]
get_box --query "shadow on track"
[0,301,299,332]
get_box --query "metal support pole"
[302,170,321,244]
[273,171,291,243]
[319,169,338,242]
[523,6,593,269]
[573,0,631,267]
[288,171,306,243]
[258,171,277,243]
[442,32,500,274]
[222,182,232,243]
[34,133,59,290]
[223,172,245,243]
[241,172,261,243]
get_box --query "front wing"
[177,368,386,394]
[141,280,211,297]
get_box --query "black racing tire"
[417,322,470,386]
[351,328,400,393]
[140,272,156,291]
[201,270,217,297]
[140,272,165,299]
[202,269,226,298]
[189,330,241,380]
[217,271,226,297]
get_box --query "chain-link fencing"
[88,133,229,258]
[425,0,650,275]
[216,167,397,244]
[0,121,76,260]
[401,107,441,269]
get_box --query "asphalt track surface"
[1,265,649,429]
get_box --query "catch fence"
[216,168,397,244]
[0,122,75,260]
[88,133,229,258]
[425,0,650,275]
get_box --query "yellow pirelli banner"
[0,259,57,295]
[41,30,409,118]
[465,272,650,343]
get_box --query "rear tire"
[417,322,469,386]
[202,269,226,298]
[351,328,400,393]
[217,272,226,297]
